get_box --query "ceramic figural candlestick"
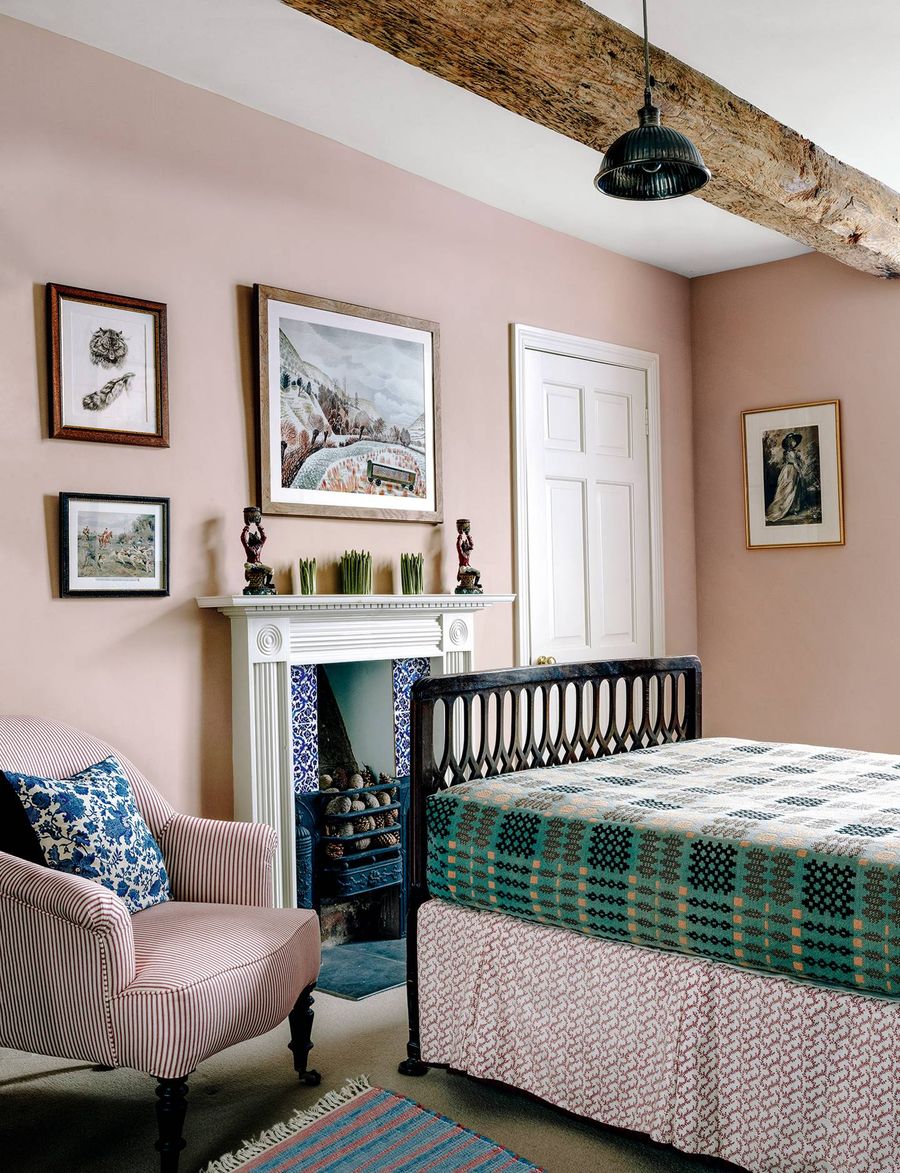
[241,506,276,596]
[455,518,483,594]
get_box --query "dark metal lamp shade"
[594,104,711,201]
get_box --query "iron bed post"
[398,683,433,1076]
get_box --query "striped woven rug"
[204,1077,543,1172]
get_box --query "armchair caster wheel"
[300,1069,321,1086]
[398,1057,429,1077]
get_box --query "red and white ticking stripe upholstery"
[0,716,277,906]
[158,814,277,907]
[0,714,176,839]
[0,852,135,1066]
[0,715,320,1080]
[113,901,319,1079]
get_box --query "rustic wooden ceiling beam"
[281,0,900,278]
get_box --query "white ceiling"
[4,0,898,277]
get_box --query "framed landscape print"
[741,400,844,549]
[256,285,442,522]
[59,493,170,597]
[48,284,169,447]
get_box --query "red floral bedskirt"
[418,899,900,1173]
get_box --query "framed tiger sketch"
[741,400,844,549]
[48,283,169,447]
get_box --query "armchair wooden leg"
[288,983,322,1086]
[155,1076,189,1173]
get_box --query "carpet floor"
[0,986,736,1173]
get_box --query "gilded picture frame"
[741,399,844,550]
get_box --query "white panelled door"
[518,338,661,665]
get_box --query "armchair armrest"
[0,851,135,1064]
[158,814,277,907]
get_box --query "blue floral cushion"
[3,756,170,913]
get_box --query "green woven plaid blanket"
[426,738,900,996]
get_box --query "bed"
[398,657,900,1173]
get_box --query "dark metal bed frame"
[398,655,702,1076]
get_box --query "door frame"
[511,322,666,667]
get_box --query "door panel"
[592,390,631,458]
[544,383,584,452]
[546,478,589,648]
[595,480,634,645]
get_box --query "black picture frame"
[59,492,170,598]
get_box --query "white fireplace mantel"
[197,593,514,906]
[197,593,513,666]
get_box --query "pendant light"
[594,0,710,201]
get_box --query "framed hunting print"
[59,492,170,597]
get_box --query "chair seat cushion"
[2,756,170,913]
[111,901,320,1078]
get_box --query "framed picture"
[48,283,169,447]
[741,400,844,549]
[59,493,170,597]
[256,285,442,522]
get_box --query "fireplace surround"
[197,593,514,907]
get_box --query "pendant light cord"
[642,0,653,107]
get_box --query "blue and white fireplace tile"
[290,663,319,793]
[392,657,431,778]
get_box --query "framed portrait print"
[256,285,442,522]
[59,493,170,597]
[48,284,169,447]
[741,400,844,549]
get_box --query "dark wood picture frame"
[59,492,170,598]
[48,283,169,447]
[256,284,443,523]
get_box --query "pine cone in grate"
[325,796,352,816]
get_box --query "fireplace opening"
[293,659,427,953]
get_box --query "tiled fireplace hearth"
[197,593,514,908]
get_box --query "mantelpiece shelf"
[197,593,515,616]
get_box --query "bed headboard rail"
[410,656,701,797]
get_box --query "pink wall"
[692,251,900,750]
[0,17,697,816]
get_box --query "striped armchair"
[0,716,321,1173]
